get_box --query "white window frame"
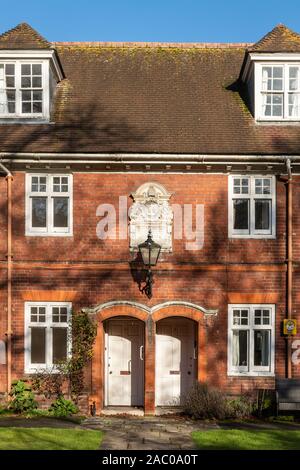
[228,304,275,377]
[0,59,49,119]
[228,175,276,239]
[255,62,300,121]
[24,301,72,373]
[25,173,73,236]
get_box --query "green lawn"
[0,428,103,450]
[192,429,300,450]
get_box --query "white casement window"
[0,60,49,119]
[256,63,300,120]
[228,304,275,376]
[26,174,73,236]
[228,175,276,238]
[25,302,71,373]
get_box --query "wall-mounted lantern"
[138,230,161,298]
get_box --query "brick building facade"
[0,23,300,414]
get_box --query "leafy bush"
[9,380,37,413]
[49,396,78,417]
[31,367,65,400]
[184,382,231,420]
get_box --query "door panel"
[156,318,196,406]
[106,319,144,406]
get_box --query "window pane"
[232,330,248,367]
[254,330,270,367]
[60,307,68,322]
[33,101,42,113]
[6,64,15,75]
[289,93,300,117]
[22,90,31,101]
[7,102,15,113]
[53,328,67,364]
[6,76,15,87]
[53,197,68,228]
[31,327,46,364]
[33,91,42,101]
[31,176,46,192]
[233,309,249,326]
[32,64,42,75]
[21,64,31,75]
[289,67,300,91]
[263,93,283,117]
[254,309,262,325]
[22,102,31,113]
[21,76,31,88]
[233,178,249,195]
[233,199,249,230]
[32,197,47,227]
[32,76,42,88]
[255,178,271,195]
[255,200,270,230]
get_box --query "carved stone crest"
[129,182,173,251]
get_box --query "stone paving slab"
[82,416,214,450]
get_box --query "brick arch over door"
[86,300,217,414]
[89,303,148,413]
[152,304,209,390]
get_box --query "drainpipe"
[286,158,292,379]
[0,162,13,395]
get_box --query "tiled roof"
[249,24,300,53]
[0,23,51,49]
[1,24,300,155]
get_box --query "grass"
[192,429,300,450]
[0,428,103,450]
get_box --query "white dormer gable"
[241,24,300,122]
[0,23,63,121]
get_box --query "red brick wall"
[0,171,299,402]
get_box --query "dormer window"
[0,60,47,118]
[241,24,300,123]
[258,63,300,120]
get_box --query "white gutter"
[0,153,299,162]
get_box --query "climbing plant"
[31,310,97,402]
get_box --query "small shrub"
[9,380,37,414]
[254,389,276,417]
[184,382,231,420]
[49,396,78,417]
[227,396,254,419]
[273,415,295,422]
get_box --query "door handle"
[128,359,131,373]
[139,345,144,361]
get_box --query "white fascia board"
[0,50,64,81]
[249,52,300,62]
[242,52,300,82]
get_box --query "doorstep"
[101,406,145,416]
[155,407,184,416]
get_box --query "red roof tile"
[249,24,300,53]
[1,24,300,155]
[0,23,51,49]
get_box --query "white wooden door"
[106,319,144,406]
[156,318,196,406]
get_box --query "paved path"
[2,415,300,450]
[82,416,216,450]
